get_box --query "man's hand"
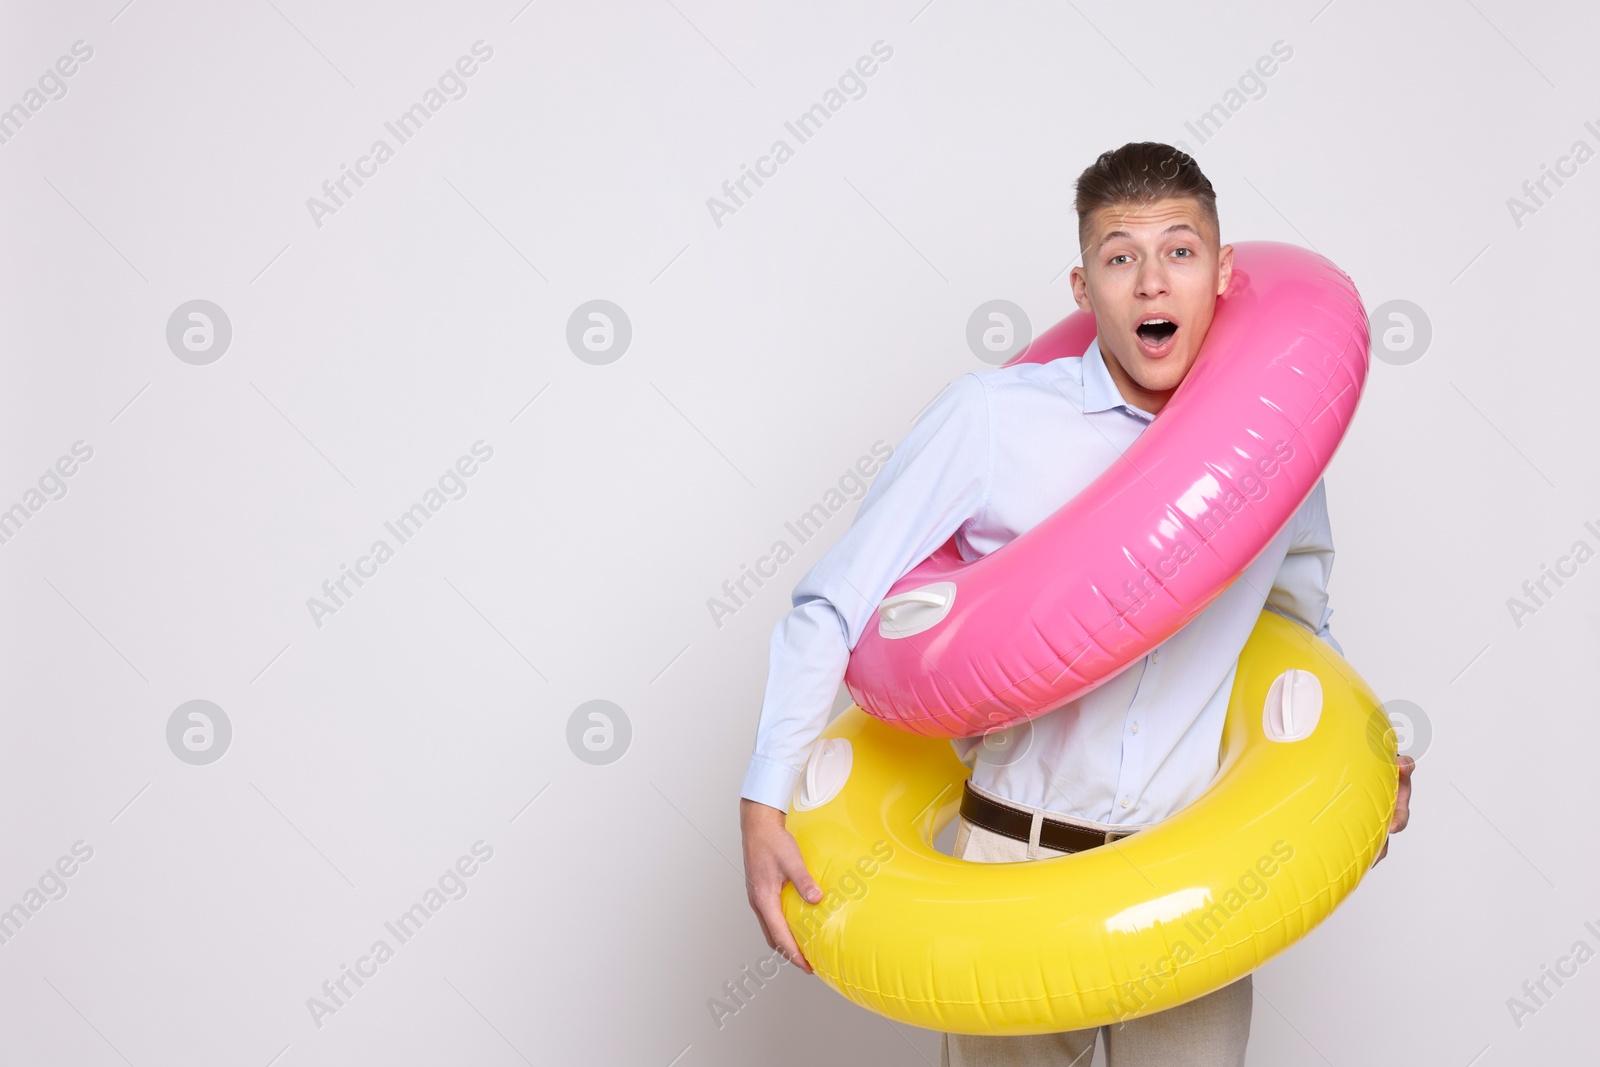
[1372,754,1415,867]
[741,798,824,975]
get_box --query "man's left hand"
[1372,754,1414,867]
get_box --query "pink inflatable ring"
[843,241,1369,738]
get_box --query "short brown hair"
[1073,142,1218,254]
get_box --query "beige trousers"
[940,816,1253,1067]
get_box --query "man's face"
[1069,196,1232,415]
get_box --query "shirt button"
[1130,722,1140,734]
[1120,796,1131,808]
[1151,650,1161,664]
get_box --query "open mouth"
[1134,317,1180,356]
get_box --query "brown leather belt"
[960,779,1137,854]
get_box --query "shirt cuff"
[741,753,802,813]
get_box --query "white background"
[1,1,1596,1064]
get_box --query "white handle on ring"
[879,589,951,618]
[794,738,853,812]
[875,581,958,639]
[1262,668,1323,743]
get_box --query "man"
[739,141,1414,1065]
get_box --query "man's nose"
[1135,262,1170,298]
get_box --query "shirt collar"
[1080,335,1156,422]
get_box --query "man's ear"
[1069,265,1094,314]
[1215,243,1234,296]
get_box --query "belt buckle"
[1103,829,1128,846]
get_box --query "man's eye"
[1110,254,1130,265]
[1172,248,1192,258]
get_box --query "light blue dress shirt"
[741,336,1342,829]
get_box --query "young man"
[739,142,1414,1066]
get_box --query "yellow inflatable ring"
[781,610,1397,1035]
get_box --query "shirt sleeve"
[1264,477,1343,656]
[740,373,992,811]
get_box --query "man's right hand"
[740,798,824,975]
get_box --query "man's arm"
[739,372,990,976]
[1263,479,1412,868]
